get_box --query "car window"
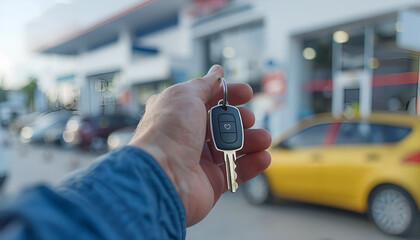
[335,122,379,145]
[377,124,411,143]
[124,116,138,126]
[90,116,134,128]
[108,116,135,127]
[108,116,121,127]
[280,123,330,149]
[31,110,72,130]
[335,122,411,145]
[98,117,111,128]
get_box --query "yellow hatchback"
[243,113,420,236]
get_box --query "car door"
[267,123,330,203]
[317,122,387,210]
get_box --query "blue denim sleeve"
[0,146,186,240]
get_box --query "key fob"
[209,105,244,151]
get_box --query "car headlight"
[66,119,79,132]
[20,127,34,142]
[63,130,80,144]
[107,134,121,150]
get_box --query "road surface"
[3,141,419,240]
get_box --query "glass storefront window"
[341,29,365,71]
[300,35,333,115]
[302,36,333,81]
[373,19,417,75]
[372,18,419,112]
[298,16,419,116]
[204,21,264,91]
[87,72,120,115]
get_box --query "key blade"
[224,161,232,191]
[229,161,238,192]
[224,151,238,192]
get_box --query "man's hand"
[129,65,271,226]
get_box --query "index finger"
[205,83,253,109]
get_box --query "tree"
[20,77,38,111]
[0,77,7,102]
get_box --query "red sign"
[189,0,230,16]
[262,71,286,95]
[118,90,131,105]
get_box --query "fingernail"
[206,65,219,76]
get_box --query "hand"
[129,65,271,226]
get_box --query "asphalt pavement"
[2,141,419,240]
[3,140,97,195]
[187,192,419,240]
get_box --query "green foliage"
[0,88,6,102]
[20,77,38,111]
[0,77,7,102]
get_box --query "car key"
[209,78,244,192]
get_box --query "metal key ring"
[219,77,228,109]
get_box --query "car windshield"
[335,122,412,145]
[30,111,72,130]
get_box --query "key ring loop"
[220,77,228,109]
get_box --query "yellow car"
[243,113,420,236]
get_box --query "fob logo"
[224,124,231,130]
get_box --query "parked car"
[107,126,136,151]
[243,113,420,237]
[63,114,138,152]
[19,109,75,144]
[14,112,40,132]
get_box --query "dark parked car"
[63,114,138,152]
[20,109,75,144]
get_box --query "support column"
[118,28,136,115]
[332,39,343,118]
[360,25,374,118]
[75,47,88,116]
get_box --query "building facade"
[27,0,420,138]
[27,0,190,116]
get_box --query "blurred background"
[1,0,420,239]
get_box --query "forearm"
[0,146,186,240]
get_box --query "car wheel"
[369,185,419,236]
[243,173,272,205]
[90,137,107,153]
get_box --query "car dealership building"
[27,0,420,138]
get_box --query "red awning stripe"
[302,72,419,92]
[302,78,333,92]
[372,72,418,87]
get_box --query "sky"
[0,0,59,89]
[0,0,141,90]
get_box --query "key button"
[220,133,237,143]
[219,121,236,133]
[219,114,235,122]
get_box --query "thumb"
[188,65,224,102]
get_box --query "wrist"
[129,132,196,224]
[128,131,181,192]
